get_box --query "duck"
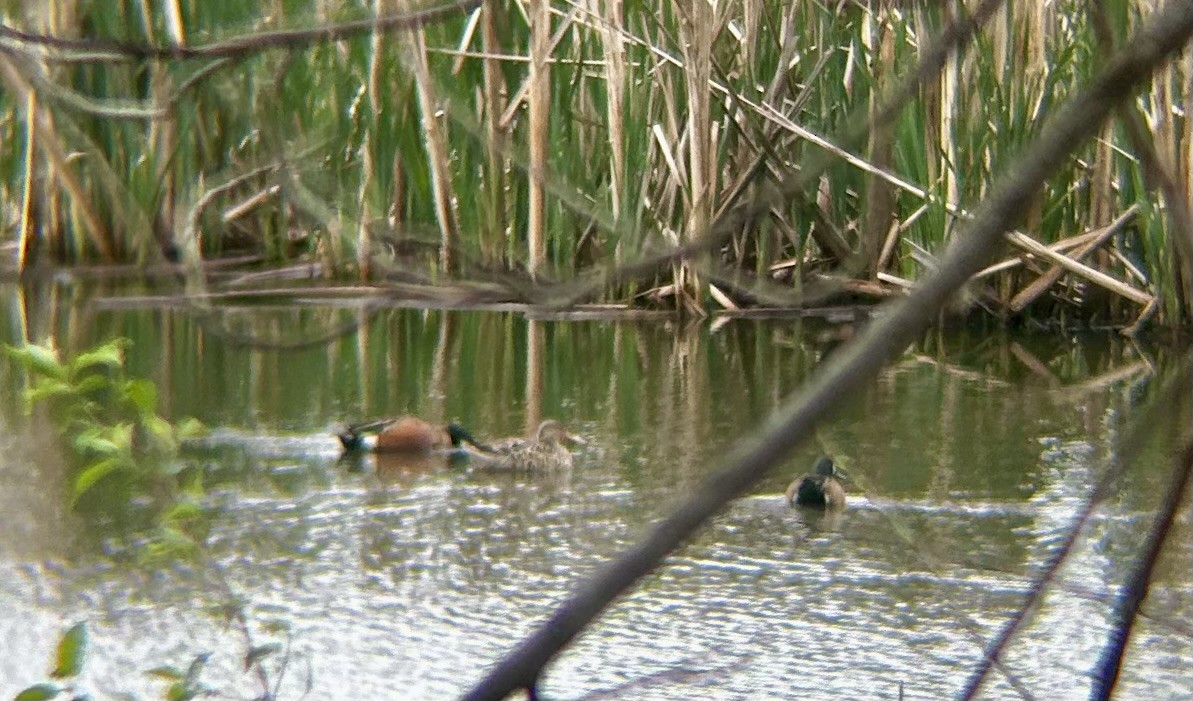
[786,455,847,509]
[465,419,586,472]
[337,416,484,454]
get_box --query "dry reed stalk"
[677,0,713,316]
[481,0,508,265]
[972,228,1111,278]
[740,0,761,69]
[861,5,895,279]
[18,90,37,272]
[358,0,391,279]
[593,0,625,246]
[0,56,114,261]
[1092,1,1193,319]
[1089,124,1116,226]
[1008,205,1139,312]
[939,1,960,235]
[154,0,186,260]
[526,0,551,277]
[402,16,460,272]
[1004,230,1153,307]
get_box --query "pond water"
[0,281,1189,700]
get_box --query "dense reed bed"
[0,0,1189,328]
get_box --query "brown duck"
[464,419,586,472]
[337,416,484,453]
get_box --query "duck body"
[338,416,480,454]
[786,455,847,509]
[466,419,585,472]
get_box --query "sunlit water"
[0,285,1189,700]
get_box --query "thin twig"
[0,2,482,62]
[1090,439,1193,700]
[958,356,1193,700]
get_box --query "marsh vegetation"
[1,0,1190,329]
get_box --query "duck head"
[813,455,848,481]
[337,426,366,452]
[446,422,489,450]
[536,419,587,446]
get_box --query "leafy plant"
[6,339,205,507]
[13,622,89,701]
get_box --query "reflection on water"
[0,281,1189,700]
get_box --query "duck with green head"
[337,416,485,454]
[465,419,586,472]
[786,455,847,509]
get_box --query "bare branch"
[462,5,1193,700]
[0,1,481,63]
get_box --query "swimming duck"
[466,419,586,472]
[337,416,483,454]
[786,455,847,509]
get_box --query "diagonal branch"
[460,5,1193,699]
[0,1,481,63]
[1090,438,1193,700]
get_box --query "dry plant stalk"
[677,0,713,315]
[594,0,626,239]
[862,5,896,278]
[481,0,508,265]
[1009,205,1139,312]
[401,2,460,272]
[0,56,114,261]
[527,0,552,276]
[142,2,185,260]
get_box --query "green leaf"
[26,380,77,406]
[164,682,196,701]
[244,643,282,670]
[6,344,67,380]
[69,339,127,377]
[145,666,185,681]
[164,500,204,525]
[73,431,122,458]
[14,682,62,700]
[51,622,87,678]
[72,457,129,502]
[174,418,208,442]
[138,415,177,457]
[123,379,157,416]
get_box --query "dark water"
[0,281,1189,700]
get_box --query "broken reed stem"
[1008,205,1139,312]
[481,0,507,265]
[527,0,551,277]
[1004,230,1153,306]
[357,0,391,280]
[0,53,115,261]
[596,0,626,233]
[405,24,460,272]
[678,0,713,315]
[18,90,38,272]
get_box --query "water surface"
[0,281,1189,700]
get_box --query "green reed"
[0,0,1188,324]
